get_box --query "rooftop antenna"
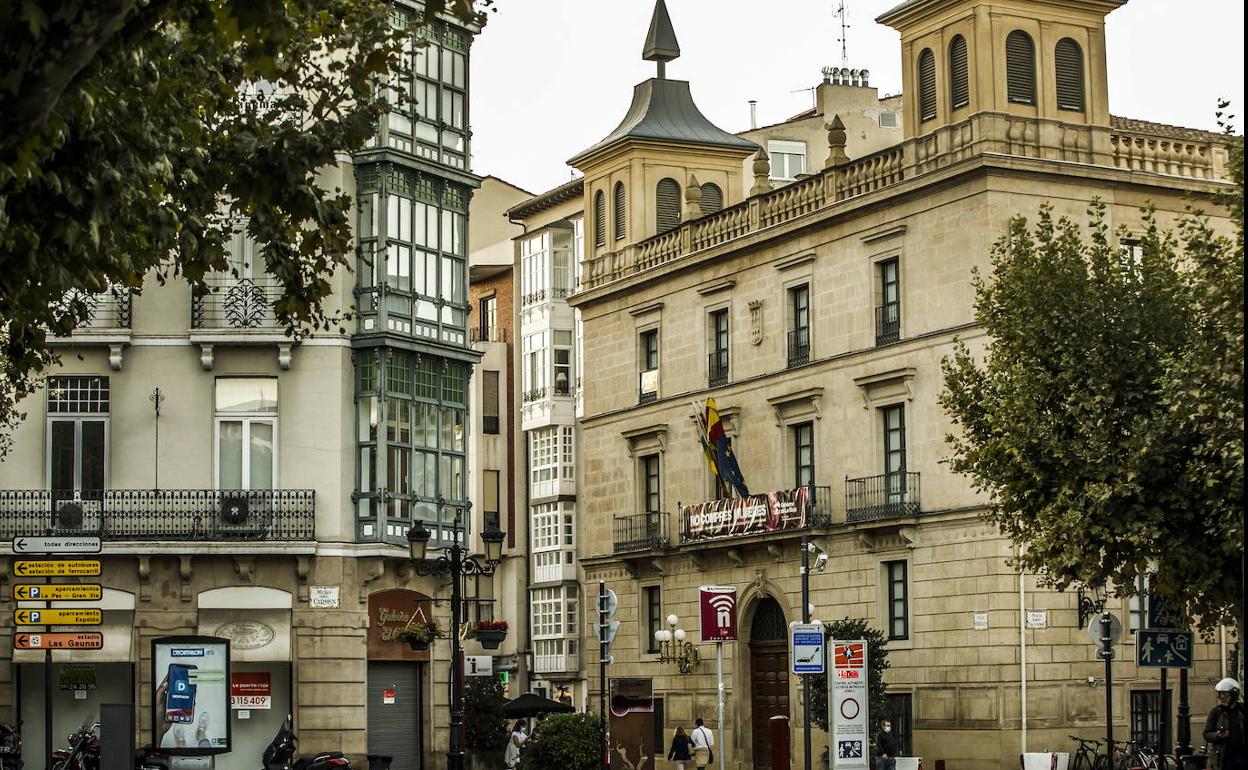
[834,1,850,67]
[791,86,817,110]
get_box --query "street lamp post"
[407,505,506,770]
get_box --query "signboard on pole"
[11,536,102,554]
[11,559,101,577]
[1148,594,1186,630]
[152,636,231,755]
[14,608,102,626]
[13,632,103,650]
[790,623,825,674]
[698,585,738,642]
[1136,630,1195,669]
[12,584,103,602]
[831,640,869,769]
[464,656,493,677]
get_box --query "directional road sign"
[12,584,102,602]
[11,559,101,578]
[1137,630,1194,669]
[12,632,104,650]
[14,608,103,626]
[10,536,102,554]
[791,622,826,674]
[1148,594,1186,630]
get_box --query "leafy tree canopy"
[0,0,488,454]
[464,675,508,752]
[940,125,1243,632]
[518,712,600,770]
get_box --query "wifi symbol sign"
[699,586,738,642]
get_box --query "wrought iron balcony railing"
[56,288,133,333]
[875,302,900,345]
[0,489,316,541]
[613,511,669,553]
[522,387,547,403]
[845,472,921,522]
[708,351,729,388]
[192,277,281,329]
[787,328,810,368]
[521,289,547,306]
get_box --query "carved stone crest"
[213,620,276,650]
[748,300,764,345]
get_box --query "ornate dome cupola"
[570,0,757,262]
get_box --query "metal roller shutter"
[367,662,424,770]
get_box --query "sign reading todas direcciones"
[830,640,869,770]
[152,637,231,755]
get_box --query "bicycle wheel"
[1092,753,1112,770]
[1071,751,1090,770]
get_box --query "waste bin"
[770,715,791,769]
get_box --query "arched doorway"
[749,597,790,769]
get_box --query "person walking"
[690,718,714,770]
[503,720,527,769]
[874,720,901,770]
[668,725,693,770]
[1204,678,1246,770]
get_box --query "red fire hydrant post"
[771,714,791,769]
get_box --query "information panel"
[831,640,869,770]
[152,636,231,755]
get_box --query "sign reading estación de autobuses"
[683,487,812,542]
[699,585,737,643]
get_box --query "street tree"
[0,0,488,455]
[807,618,890,735]
[939,132,1244,631]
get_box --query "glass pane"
[80,420,106,492]
[50,421,76,491]
[216,379,278,412]
[219,421,244,489]
[249,420,274,490]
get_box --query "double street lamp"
[407,505,506,770]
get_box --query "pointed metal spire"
[642,0,681,78]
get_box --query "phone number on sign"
[231,696,271,708]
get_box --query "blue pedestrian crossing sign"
[1136,630,1194,669]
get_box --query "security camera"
[1087,676,1098,687]
[813,552,829,572]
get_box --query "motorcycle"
[0,722,21,770]
[262,716,350,770]
[51,719,100,770]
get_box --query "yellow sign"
[12,584,103,602]
[13,608,103,626]
[11,560,101,577]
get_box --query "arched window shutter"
[613,182,626,241]
[1055,38,1085,111]
[594,191,606,247]
[1006,30,1036,105]
[699,183,723,215]
[656,178,681,233]
[949,35,969,110]
[918,49,937,122]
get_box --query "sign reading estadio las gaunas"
[699,585,737,643]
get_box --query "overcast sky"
[469,0,1245,194]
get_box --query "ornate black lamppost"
[407,505,505,770]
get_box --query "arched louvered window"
[699,183,723,215]
[613,182,626,241]
[1055,38,1085,111]
[593,190,606,247]
[1005,30,1036,105]
[949,35,970,110]
[656,178,681,233]
[917,48,937,122]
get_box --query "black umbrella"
[500,692,575,718]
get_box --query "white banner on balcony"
[683,487,810,542]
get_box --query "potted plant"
[475,619,508,649]
[393,620,440,651]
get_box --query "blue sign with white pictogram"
[790,623,825,674]
[1148,594,1185,630]
[1136,630,1194,669]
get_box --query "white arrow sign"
[11,536,102,555]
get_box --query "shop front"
[366,590,432,770]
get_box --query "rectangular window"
[768,140,807,181]
[523,331,547,399]
[1130,690,1168,749]
[641,454,661,513]
[560,426,575,481]
[554,329,574,396]
[530,428,558,484]
[793,422,814,489]
[644,586,662,653]
[521,232,549,303]
[877,258,900,345]
[477,295,497,341]
[482,370,499,434]
[708,309,729,387]
[886,560,909,640]
[215,378,278,490]
[46,376,110,496]
[1129,574,1150,633]
[787,284,810,368]
[883,404,906,502]
[639,329,659,403]
[885,694,913,754]
[483,469,500,532]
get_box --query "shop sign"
[367,590,434,660]
[682,487,811,543]
[152,636,231,756]
[464,656,493,676]
[230,672,272,709]
[830,640,869,769]
[309,586,340,608]
[382,689,396,705]
[698,585,738,642]
[59,665,98,691]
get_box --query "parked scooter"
[0,722,21,770]
[262,716,350,770]
[51,720,101,770]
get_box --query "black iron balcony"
[0,489,316,541]
[708,350,729,388]
[613,511,669,553]
[787,328,810,368]
[57,288,133,332]
[845,472,921,522]
[521,289,547,306]
[875,302,900,345]
[192,277,281,329]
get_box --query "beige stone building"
[512,0,1239,768]
[0,8,519,770]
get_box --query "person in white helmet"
[1204,677,1245,770]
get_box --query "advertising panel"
[831,640,869,769]
[683,487,810,542]
[152,636,231,755]
[609,679,655,770]
[230,672,272,709]
[698,585,738,642]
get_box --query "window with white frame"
[530,428,558,483]
[572,218,584,289]
[46,376,110,495]
[561,426,575,480]
[768,140,807,181]
[523,332,548,398]
[1129,574,1150,632]
[532,587,563,637]
[215,378,278,490]
[553,329,574,395]
[521,232,549,303]
[532,502,562,550]
[552,228,573,296]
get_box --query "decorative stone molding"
[137,555,152,602]
[622,423,668,458]
[767,387,824,427]
[295,555,312,603]
[725,548,744,568]
[628,301,664,317]
[180,555,194,602]
[775,252,817,271]
[232,555,255,585]
[748,300,764,345]
[109,344,125,370]
[198,343,215,370]
[860,224,907,245]
[853,367,916,409]
[696,279,736,296]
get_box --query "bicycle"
[1111,740,1179,770]
[1070,736,1111,770]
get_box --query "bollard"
[771,714,791,769]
